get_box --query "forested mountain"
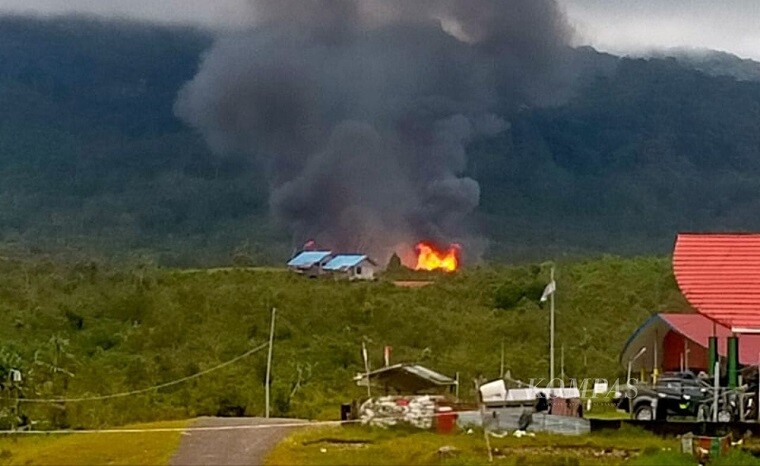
[653,48,760,82]
[1,16,759,265]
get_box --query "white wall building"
[323,254,377,281]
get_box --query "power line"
[20,342,269,404]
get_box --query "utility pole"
[499,340,505,379]
[362,342,371,398]
[265,308,276,419]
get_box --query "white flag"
[540,280,556,302]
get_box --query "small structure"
[286,250,333,277]
[323,254,377,281]
[354,363,457,395]
[351,363,457,431]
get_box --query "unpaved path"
[169,417,300,466]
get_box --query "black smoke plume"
[175,0,573,264]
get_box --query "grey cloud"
[2,1,758,58]
[562,0,760,59]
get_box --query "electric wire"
[19,342,269,404]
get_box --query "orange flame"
[414,242,460,272]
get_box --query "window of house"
[356,266,362,275]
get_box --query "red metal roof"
[662,314,760,364]
[673,233,760,330]
[659,314,760,363]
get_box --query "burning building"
[414,242,460,273]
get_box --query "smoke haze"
[175,0,574,264]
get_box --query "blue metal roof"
[323,255,367,271]
[287,251,332,267]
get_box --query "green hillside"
[0,255,687,429]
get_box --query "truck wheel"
[716,409,733,423]
[634,404,655,421]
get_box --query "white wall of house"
[350,260,376,280]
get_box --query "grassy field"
[266,424,760,466]
[0,255,689,428]
[0,420,188,465]
[266,424,673,465]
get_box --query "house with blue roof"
[286,250,333,277]
[323,254,378,281]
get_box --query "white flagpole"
[550,266,555,385]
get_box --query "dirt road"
[169,417,300,466]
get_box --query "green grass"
[0,420,189,465]
[266,424,682,466]
[582,399,629,420]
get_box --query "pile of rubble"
[359,396,436,429]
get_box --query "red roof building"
[673,233,760,332]
[621,313,760,372]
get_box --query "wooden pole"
[265,308,276,419]
[500,340,505,379]
[483,425,493,463]
[363,342,371,398]
[476,379,493,463]
[7,373,15,432]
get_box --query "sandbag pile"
[359,396,436,429]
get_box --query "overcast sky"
[1,0,759,60]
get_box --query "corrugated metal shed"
[287,251,332,268]
[673,233,760,331]
[323,254,369,271]
[354,363,456,394]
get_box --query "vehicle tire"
[705,405,734,423]
[716,409,733,423]
[633,404,655,421]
